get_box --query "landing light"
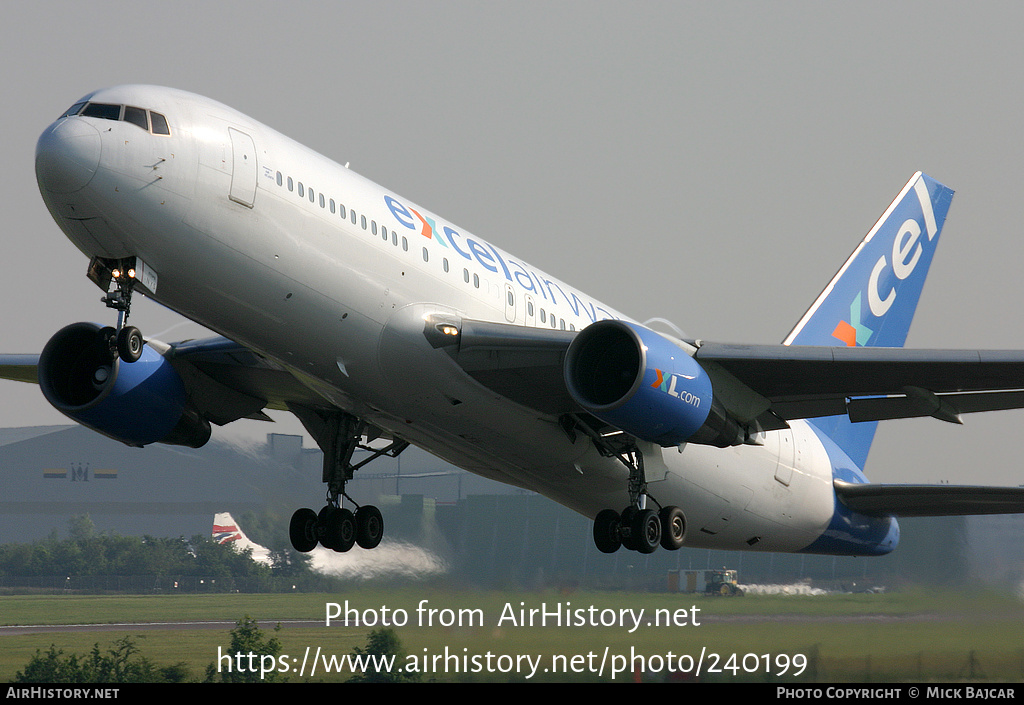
[440,325,459,337]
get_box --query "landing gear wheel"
[632,508,661,554]
[619,506,638,551]
[355,505,384,549]
[319,506,355,552]
[659,506,686,550]
[593,509,622,553]
[289,508,318,553]
[317,506,339,550]
[117,326,144,362]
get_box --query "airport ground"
[1,587,1022,682]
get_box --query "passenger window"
[540,309,546,323]
[351,210,357,225]
[298,183,304,198]
[372,221,377,236]
[473,273,480,288]
[309,188,315,203]
[123,106,148,131]
[402,237,408,251]
[361,215,367,230]
[443,258,449,273]
[320,194,325,208]
[422,248,429,262]
[339,204,346,218]
[276,172,283,187]
[463,269,470,283]
[329,198,335,214]
[287,177,294,192]
[149,111,170,135]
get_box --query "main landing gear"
[287,408,408,554]
[89,256,146,363]
[562,415,686,555]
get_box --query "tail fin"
[213,512,273,565]
[783,172,954,467]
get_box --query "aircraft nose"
[36,118,101,194]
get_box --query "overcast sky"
[2,1,1024,485]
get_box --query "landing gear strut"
[89,256,146,363]
[288,407,406,553]
[564,415,686,555]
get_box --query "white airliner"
[8,84,1024,559]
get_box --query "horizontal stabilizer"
[835,479,1024,517]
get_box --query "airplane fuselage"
[34,85,897,556]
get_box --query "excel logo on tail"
[650,369,702,407]
[831,177,940,347]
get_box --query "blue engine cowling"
[564,320,741,447]
[38,322,211,448]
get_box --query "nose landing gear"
[88,256,151,363]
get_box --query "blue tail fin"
[783,172,955,468]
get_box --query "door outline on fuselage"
[228,127,257,208]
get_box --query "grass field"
[2,587,1022,682]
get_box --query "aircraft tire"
[619,506,638,551]
[355,505,384,549]
[632,508,661,554]
[324,507,356,552]
[117,326,144,363]
[317,506,340,550]
[289,508,318,553]
[97,326,116,351]
[593,509,622,553]
[659,506,686,550]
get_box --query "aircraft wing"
[692,342,1024,426]
[0,336,327,428]
[834,480,1024,516]
[439,319,1024,427]
[431,317,578,415]
[0,355,39,384]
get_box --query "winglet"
[783,173,954,467]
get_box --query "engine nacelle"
[38,322,211,448]
[564,320,742,447]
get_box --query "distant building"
[0,425,1001,589]
[0,425,515,543]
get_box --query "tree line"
[0,513,309,582]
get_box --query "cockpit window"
[81,103,122,121]
[149,111,170,135]
[123,106,149,131]
[60,101,87,119]
[69,101,171,136]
